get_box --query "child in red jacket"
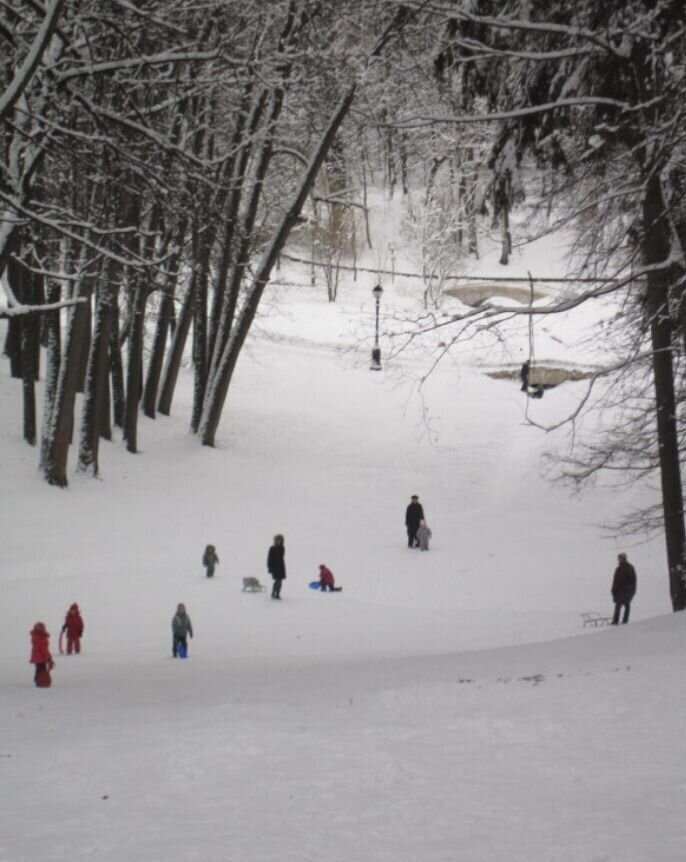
[318,564,342,592]
[30,622,54,687]
[62,603,84,654]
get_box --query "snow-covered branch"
[391,97,642,129]
[0,0,67,122]
[0,295,86,319]
[53,49,223,82]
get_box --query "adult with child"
[267,534,286,600]
[405,494,425,548]
[172,603,193,657]
[611,553,637,625]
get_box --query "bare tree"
[385,0,686,609]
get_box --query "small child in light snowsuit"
[62,602,84,654]
[202,544,219,578]
[30,621,54,687]
[172,603,193,657]
[416,521,432,551]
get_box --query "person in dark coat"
[202,544,219,578]
[405,495,424,548]
[520,360,530,392]
[611,553,637,625]
[267,534,286,599]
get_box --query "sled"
[581,612,612,628]
[58,630,65,655]
[309,581,342,592]
[35,666,52,687]
[177,642,188,659]
[242,577,266,593]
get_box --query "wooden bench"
[581,612,612,628]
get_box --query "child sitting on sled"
[30,621,54,687]
[202,544,220,578]
[62,602,84,654]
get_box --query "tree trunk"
[20,271,41,446]
[78,271,114,475]
[499,202,511,266]
[99,369,112,442]
[7,254,41,444]
[39,280,62,470]
[157,277,195,416]
[191,227,211,433]
[75,296,91,393]
[123,284,148,454]
[143,287,175,419]
[206,89,284,389]
[142,224,186,419]
[207,85,261,364]
[643,174,686,611]
[498,173,512,266]
[42,275,93,487]
[4,254,23,378]
[109,300,126,429]
[200,85,357,446]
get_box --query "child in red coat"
[318,564,342,592]
[30,622,54,687]
[62,603,84,654]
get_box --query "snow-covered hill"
[1,198,682,861]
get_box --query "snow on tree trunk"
[39,281,62,470]
[42,270,93,487]
[78,264,114,476]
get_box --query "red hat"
[70,603,79,610]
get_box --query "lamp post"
[371,283,383,370]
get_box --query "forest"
[1,0,684,610]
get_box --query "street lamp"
[370,283,383,370]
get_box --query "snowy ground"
[1,201,683,861]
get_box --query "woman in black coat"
[405,495,424,548]
[267,534,286,599]
[611,553,637,624]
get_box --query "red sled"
[35,667,52,688]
